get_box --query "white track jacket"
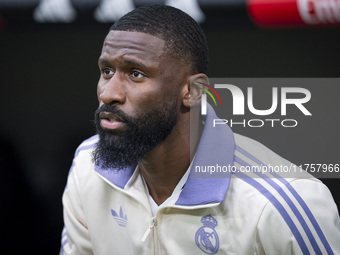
[61,105,340,255]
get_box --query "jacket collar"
[95,104,235,205]
[175,104,235,205]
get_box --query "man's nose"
[99,73,126,105]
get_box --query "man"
[61,5,340,254]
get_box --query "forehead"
[100,30,166,64]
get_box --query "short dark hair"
[110,5,209,74]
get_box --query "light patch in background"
[166,0,205,23]
[94,0,135,23]
[33,0,76,23]
[297,0,340,25]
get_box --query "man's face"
[93,30,188,169]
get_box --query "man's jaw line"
[137,124,190,171]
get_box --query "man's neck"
[138,114,202,205]
[138,134,191,205]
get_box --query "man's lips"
[99,111,126,130]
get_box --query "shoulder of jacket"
[73,135,99,158]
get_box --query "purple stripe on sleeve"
[62,239,68,248]
[74,142,97,158]
[234,170,310,254]
[274,175,334,255]
[235,155,321,254]
[235,145,333,255]
[67,135,98,176]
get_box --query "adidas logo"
[111,206,128,227]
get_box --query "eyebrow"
[98,58,150,70]
[124,59,149,70]
[98,58,110,66]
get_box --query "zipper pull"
[141,217,157,242]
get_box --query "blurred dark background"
[0,0,339,254]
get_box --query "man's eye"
[102,68,113,76]
[131,71,144,78]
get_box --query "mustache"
[95,104,133,124]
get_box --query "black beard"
[92,100,178,170]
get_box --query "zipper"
[141,217,157,243]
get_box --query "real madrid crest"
[195,214,219,254]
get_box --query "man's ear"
[182,73,209,107]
